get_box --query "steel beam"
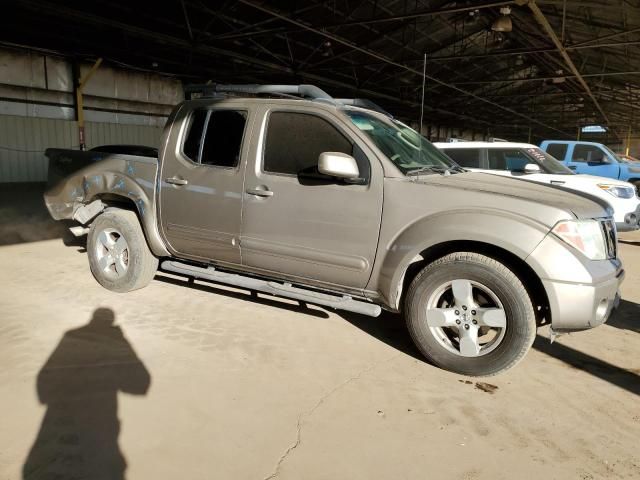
[526,1,612,127]
[237,0,569,135]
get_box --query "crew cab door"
[240,106,383,290]
[567,143,620,178]
[159,104,252,265]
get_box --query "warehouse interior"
[1,2,640,480]
[2,0,640,182]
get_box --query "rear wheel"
[87,209,158,292]
[404,252,536,376]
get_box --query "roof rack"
[185,83,332,101]
[184,83,391,117]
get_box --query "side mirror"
[524,163,541,173]
[318,152,360,180]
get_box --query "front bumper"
[542,270,624,331]
[526,232,625,331]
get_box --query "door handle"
[568,165,577,170]
[166,177,188,186]
[246,187,274,197]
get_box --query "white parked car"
[435,141,640,231]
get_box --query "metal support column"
[74,57,102,150]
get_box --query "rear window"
[442,148,481,168]
[201,110,247,167]
[183,109,208,163]
[545,143,568,160]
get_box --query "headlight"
[597,183,635,199]
[552,220,607,260]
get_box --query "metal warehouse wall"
[0,115,164,182]
[0,46,181,183]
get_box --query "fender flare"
[372,209,551,310]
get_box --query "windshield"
[602,144,623,163]
[524,147,574,174]
[344,110,458,174]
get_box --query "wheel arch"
[89,190,169,257]
[395,240,551,327]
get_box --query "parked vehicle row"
[435,141,640,232]
[43,84,624,376]
[540,140,640,191]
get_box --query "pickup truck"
[540,140,640,192]
[44,84,624,376]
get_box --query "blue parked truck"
[540,140,640,191]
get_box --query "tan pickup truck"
[44,84,623,376]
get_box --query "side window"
[183,109,208,163]
[443,148,481,168]
[488,149,529,171]
[263,112,355,176]
[201,110,247,167]
[545,143,567,160]
[572,145,604,163]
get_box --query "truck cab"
[540,140,640,192]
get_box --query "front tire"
[404,252,536,376]
[87,209,158,293]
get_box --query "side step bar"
[161,260,382,317]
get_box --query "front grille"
[600,219,617,259]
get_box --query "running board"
[161,260,382,317]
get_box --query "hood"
[416,171,611,219]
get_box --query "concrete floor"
[1,185,639,479]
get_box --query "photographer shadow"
[23,308,150,480]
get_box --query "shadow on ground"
[154,273,330,319]
[22,308,150,480]
[0,182,72,246]
[619,240,640,247]
[342,307,640,396]
[607,299,639,333]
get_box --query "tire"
[404,252,536,376]
[87,209,158,293]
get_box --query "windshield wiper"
[407,165,463,176]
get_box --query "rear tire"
[87,209,158,293]
[404,252,536,376]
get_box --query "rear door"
[159,104,252,265]
[240,106,383,290]
[543,142,569,163]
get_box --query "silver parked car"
[43,84,623,376]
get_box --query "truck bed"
[44,148,158,221]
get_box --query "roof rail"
[335,98,391,117]
[183,83,392,117]
[184,83,333,101]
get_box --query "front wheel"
[404,252,536,376]
[87,209,158,293]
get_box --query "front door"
[159,105,252,265]
[240,107,383,290]
[567,144,620,178]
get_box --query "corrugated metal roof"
[2,0,639,143]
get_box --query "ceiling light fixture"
[492,6,513,32]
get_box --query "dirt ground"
[1,185,639,480]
